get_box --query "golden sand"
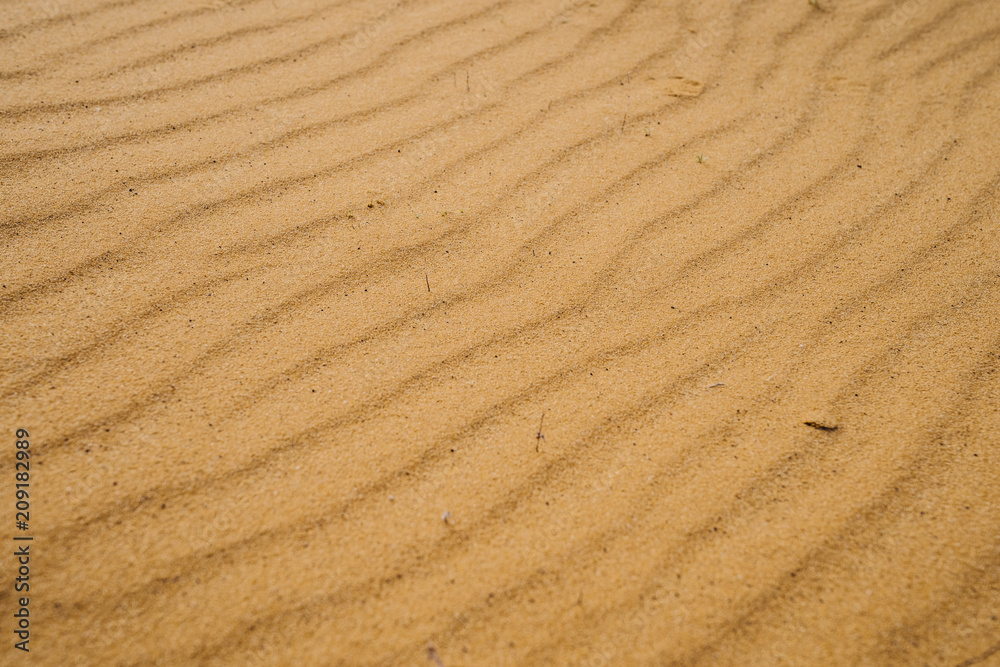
[1,0,999,664]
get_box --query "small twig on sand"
[536,412,545,452]
[805,420,838,432]
[425,272,431,292]
[427,642,446,667]
[622,73,631,132]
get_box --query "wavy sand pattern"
[2,0,999,664]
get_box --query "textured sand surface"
[2,0,1000,664]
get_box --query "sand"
[1,0,999,664]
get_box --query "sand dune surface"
[2,0,999,664]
